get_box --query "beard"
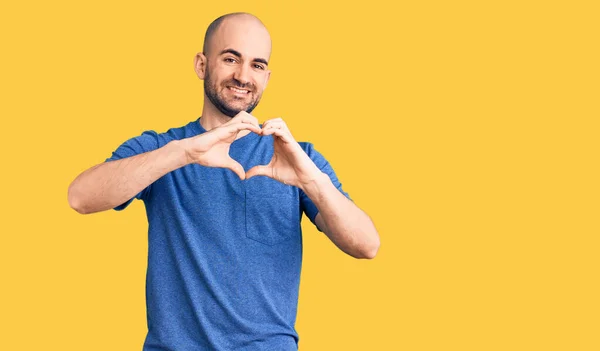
[204,67,262,118]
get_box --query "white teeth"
[229,87,249,94]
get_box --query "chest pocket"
[245,176,300,246]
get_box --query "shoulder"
[298,141,328,166]
[105,119,200,162]
[128,119,200,147]
[154,119,202,147]
[298,141,318,157]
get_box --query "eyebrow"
[219,48,269,66]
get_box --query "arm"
[244,117,380,259]
[304,173,380,259]
[68,140,188,214]
[68,112,262,214]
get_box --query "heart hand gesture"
[183,111,262,180]
[246,118,322,188]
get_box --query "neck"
[199,97,251,140]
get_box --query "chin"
[227,102,256,114]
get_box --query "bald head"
[195,12,272,118]
[202,12,271,57]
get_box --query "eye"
[254,64,265,70]
[224,57,237,63]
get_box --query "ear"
[263,70,271,90]
[194,52,207,80]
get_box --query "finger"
[262,122,288,134]
[230,122,262,135]
[265,126,295,144]
[263,117,283,125]
[261,123,287,136]
[260,124,281,135]
[233,111,259,127]
[241,120,263,134]
[246,165,271,180]
[223,157,246,180]
[243,115,260,127]
[261,118,283,129]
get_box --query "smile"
[227,86,250,94]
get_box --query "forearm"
[302,173,380,259]
[68,140,189,214]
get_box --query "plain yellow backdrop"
[1,0,598,350]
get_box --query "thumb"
[223,157,246,180]
[246,165,271,180]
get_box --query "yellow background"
[1,0,598,350]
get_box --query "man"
[68,12,379,351]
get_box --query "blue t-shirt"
[105,118,351,351]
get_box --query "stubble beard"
[204,68,261,118]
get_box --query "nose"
[233,63,251,86]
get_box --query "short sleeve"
[299,143,352,233]
[104,130,160,211]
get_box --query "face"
[198,17,271,117]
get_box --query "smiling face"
[197,14,272,117]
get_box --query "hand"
[182,111,262,180]
[246,117,323,188]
